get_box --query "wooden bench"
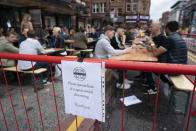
[3,66,47,74]
[2,67,47,91]
[67,49,93,57]
[65,56,78,58]
[169,75,194,116]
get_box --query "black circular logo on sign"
[73,67,86,81]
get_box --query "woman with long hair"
[21,14,33,33]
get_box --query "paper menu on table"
[120,95,142,106]
[44,48,55,53]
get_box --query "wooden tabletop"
[64,39,96,44]
[64,40,74,44]
[109,45,157,62]
[44,48,64,55]
[66,48,93,52]
[132,38,147,44]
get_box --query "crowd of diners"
[0,13,187,94]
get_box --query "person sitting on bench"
[146,21,187,93]
[0,31,19,67]
[18,30,51,86]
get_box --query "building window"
[118,8,122,16]
[126,3,131,12]
[110,0,114,2]
[110,8,115,18]
[92,3,98,13]
[101,3,106,13]
[133,0,137,12]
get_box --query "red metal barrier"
[180,33,196,37]
[0,53,196,75]
[0,53,196,131]
[0,60,20,131]
[14,61,31,131]
[181,33,196,54]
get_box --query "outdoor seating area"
[1,0,196,130]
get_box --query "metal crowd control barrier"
[0,53,196,131]
[181,33,196,54]
[180,33,196,130]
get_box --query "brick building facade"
[161,11,170,26]
[85,0,151,28]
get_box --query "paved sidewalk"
[0,70,196,131]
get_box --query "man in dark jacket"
[147,21,187,64]
[146,21,187,93]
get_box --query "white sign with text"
[61,61,105,122]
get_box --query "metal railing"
[0,53,196,131]
[181,33,196,54]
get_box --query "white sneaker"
[43,81,52,86]
[54,64,62,78]
[116,83,131,90]
[89,53,93,58]
[125,79,134,84]
[42,79,47,83]
[116,82,121,88]
[60,51,67,56]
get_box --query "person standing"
[21,14,33,33]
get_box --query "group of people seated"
[94,21,187,94]
[0,19,188,94]
[0,21,105,87]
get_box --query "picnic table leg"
[169,86,175,112]
[31,74,36,92]
[184,92,191,116]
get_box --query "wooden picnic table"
[64,39,96,44]
[109,45,157,62]
[66,48,93,52]
[44,48,64,55]
[64,40,74,44]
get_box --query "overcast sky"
[150,0,179,21]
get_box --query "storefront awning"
[0,0,76,15]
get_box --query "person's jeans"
[33,62,50,80]
[145,72,174,87]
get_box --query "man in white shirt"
[18,30,51,86]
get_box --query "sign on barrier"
[61,61,105,122]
